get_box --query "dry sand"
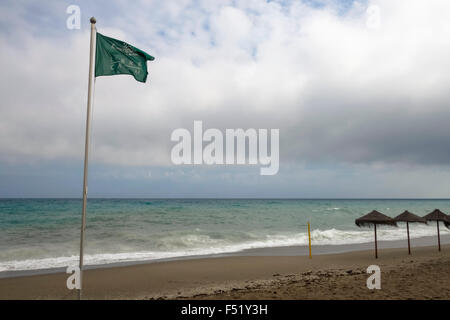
[0,244,449,300]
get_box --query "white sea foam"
[0,225,448,272]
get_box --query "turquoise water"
[0,199,449,272]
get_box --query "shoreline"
[1,233,449,279]
[0,242,449,299]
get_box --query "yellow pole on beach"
[308,221,312,259]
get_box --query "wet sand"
[0,243,449,300]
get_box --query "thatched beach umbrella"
[423,209,448,251]
[445,215,450,229]
[394,211,427,255]
[355,210,397,259]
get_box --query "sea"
[1,199,449,273]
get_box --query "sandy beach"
[0,242,449,300]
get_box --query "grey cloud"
[1,0,450,171]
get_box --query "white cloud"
[1,0,450,172]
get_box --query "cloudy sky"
[1,0,450,198]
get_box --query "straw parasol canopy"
[423,209,447,221]
[355,210,397,227]
[395,210,427,223]
[423,209,448,251]
[445,215,450,229]
[355,210,397,258]
[394,211,427,255]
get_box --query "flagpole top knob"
[90,17,96,24]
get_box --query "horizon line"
[2,197,450,200]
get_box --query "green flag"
[95,32,155,83]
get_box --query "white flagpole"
[79,16,96,300]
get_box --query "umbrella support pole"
[407,221,411,255]
[374,224,378,259]
[437,220,441,252]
